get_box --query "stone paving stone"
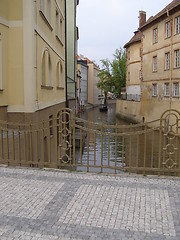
[0,166,179,240]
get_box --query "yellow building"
[86,59,101,106]
[0,0,66,122]
[117,0,180,123]
[124,11,146,102]
[140,0,180,122]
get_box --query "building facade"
[140,0,180,122]
[86,59,101,106]
[77,59,88,110]
[0,0,66,123]
[66,0,79,111]
[117,0,180,123]
[124,11,146,102]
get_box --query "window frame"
[174,49,179,68]
[41,49,52,89]
[49,115,53,137]
[175,15,180,35]
[39,0,53,31]
[165,21,171,38]
[153,28,158,44]
[56,60,64,89]
[152,83,157,97]
[164,83,170,97]
[173,82,179,97]
[153,56,157,72]
[165,52,170,70]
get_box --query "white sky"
[77,0,171,66]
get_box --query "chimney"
[139,11,146,28]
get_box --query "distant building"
[86,58,101,106]
[0,0,66,122]
[117,0,180,123]
[77,59,88,110]
[66,0,79,111]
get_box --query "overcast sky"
[77,0,171,66]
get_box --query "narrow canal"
[79,103,127,125]
[76,103,129,173]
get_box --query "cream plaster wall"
[87,63,100,106]
[8,27,24,106]
[0,25,8,106]
[126,42,141,86]
[120,8,180,124]
[116,100,141,123]
[0,0,66,117]
[36,35,65,108]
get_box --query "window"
[40,0,44,12]
[164,83,170,96]
[42,49,52,87]
[152,84,157,96]
[153,28,158,43]
[153,56,157,72]
[175,15,180,35]
[174,49,179,68]
[57,61,64,88]
[56,11,59,36]
[40,0,52,29]
[165,21,171,38]
[60,19,63,40]
[128,72,130,81]
[47,0,51,22]
[128,50,130,60]
[0,36,2,90]
[173,82,179,97]
[165,52,170,70]
[49,115,53,136]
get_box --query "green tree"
[97,48,126,100]
[97,59,113,102]
[111,48,126,96]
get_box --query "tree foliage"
[97,48,126,98]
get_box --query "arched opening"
[42,49,51,87]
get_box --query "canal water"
[75,104,180,175]
[79,103,127,125]
[76,103,129,173]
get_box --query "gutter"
[65,0,69,108]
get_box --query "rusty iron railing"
[0,108,180,176]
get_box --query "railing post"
[73,114,76,168]
[101,125,103,173]
[158,119,162,176]
[115,124,117,174]
[143,124,147,175]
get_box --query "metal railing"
[0,108,180,176]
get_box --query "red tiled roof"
[124,30,142,48]
[140,0,180,29]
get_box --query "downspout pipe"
[65,0,69,108]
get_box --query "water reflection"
[79,103,127,125]
[76,103,129,173]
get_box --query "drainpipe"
[169,15,173,110]
[65,0,69,108]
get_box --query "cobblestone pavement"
[0,166,180,240]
